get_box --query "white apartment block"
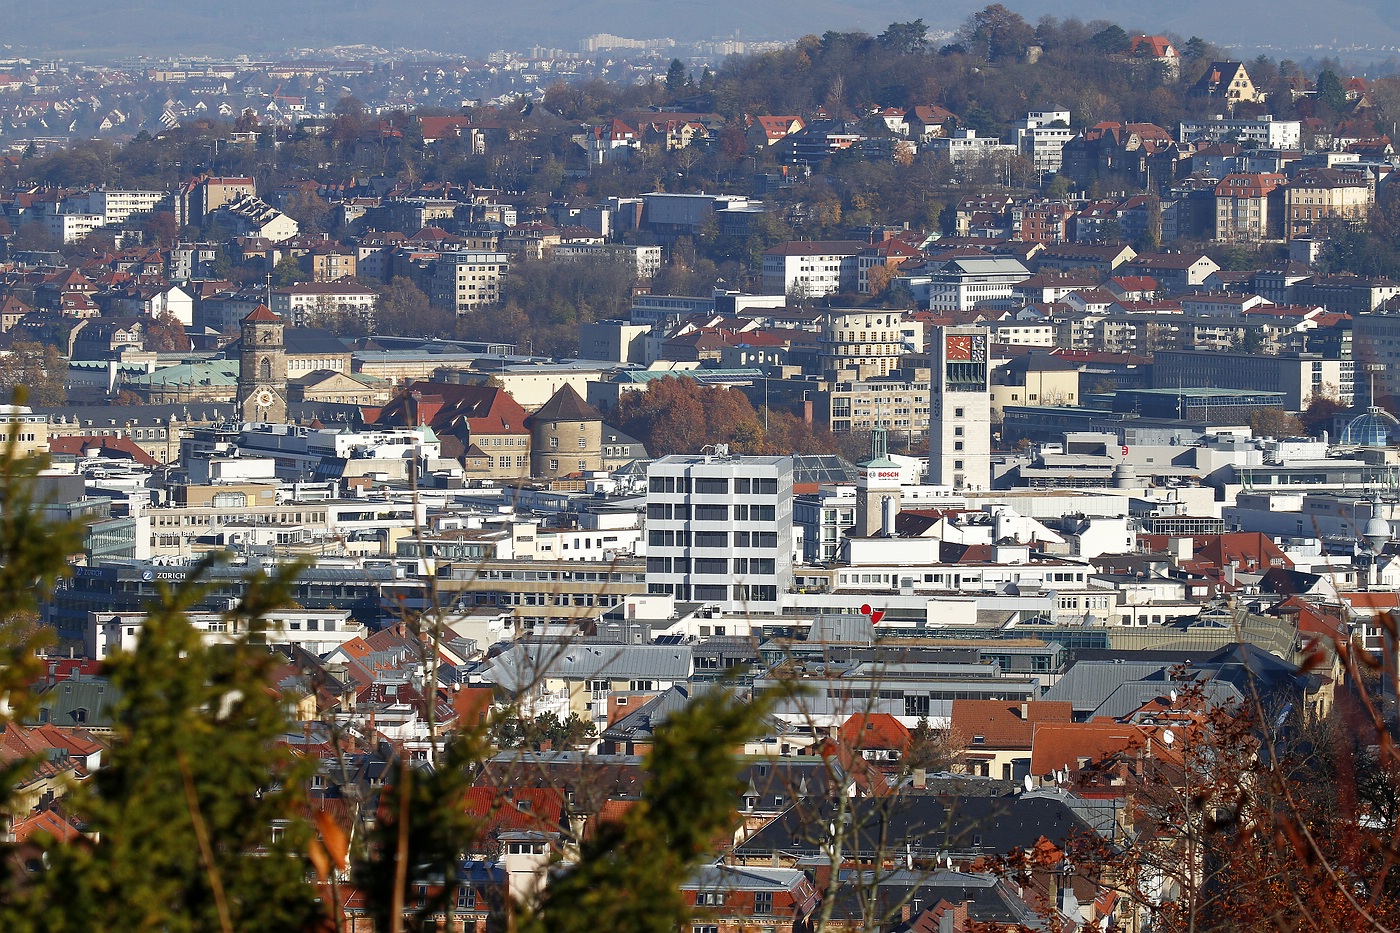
[986,320,1056,346]
[926,129,1019,164]
[430,250,511,313]
[270,282,379,327]
[45,212,105,244]
[645,453,794,615]
[552,243,662,278]
[1015,110,1073,174]
[78,189,167,225]
[1178,116,1302,150]
[762,241,864,299]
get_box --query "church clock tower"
[236,305,288,423]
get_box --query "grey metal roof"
[806,613,874,645]
[1041,660,1169,713]
[485,642,692,692]
[682,864,808,892]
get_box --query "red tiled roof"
[838,713,911,752]
[49,435,159,467]
[1031,720,1148,775]
[242,304,281,323]
[1130,35,1177,58]
[462,786,565,835]
[1109,275,1158,292]
[1340,591,1400,610]
[11,809,81,844]
[951,700,1073,750]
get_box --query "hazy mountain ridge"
[2,0,1399,59]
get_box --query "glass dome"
[1339,406,1400,447]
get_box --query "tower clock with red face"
[945,334,972,360]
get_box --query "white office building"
[645,452,794,614]
[927,257,1031,312]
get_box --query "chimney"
[1020,702,1029,720]
[912,768,927,789]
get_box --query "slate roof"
[284,327,353,355]
[763,240,867,257]
[601,685,690,742]
[830,869,1041,929]
[735,785,1103,859]
[526,383,603,423]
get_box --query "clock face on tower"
[253,388,275,409]
[945,334,972,361]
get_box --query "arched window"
[260,357,272,380]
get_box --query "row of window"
[648,476,781,495]
[151,510,327,527]
[648,530,781,549]
[647,557,778,575]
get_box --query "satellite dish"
[1023,775,1034,793]
[1162,729,1176,746]
[1170,689,1178,704]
